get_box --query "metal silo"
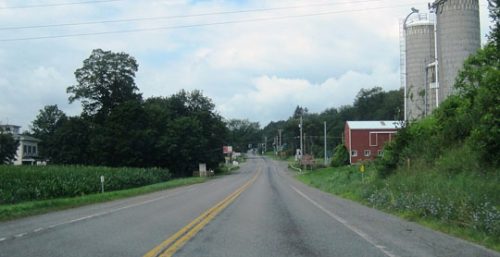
[432,0,481,104]
[404,13,435,120]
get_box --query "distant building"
[344,121,401,164]
[0,124,41,165]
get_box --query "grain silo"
[431,0,480,104]
[404,13,435,120]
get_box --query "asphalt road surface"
[0,156,498,257]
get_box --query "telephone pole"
[324,121,327,166]
[278,129,283,152]
[264,136,267,154]
[299,115,303,159]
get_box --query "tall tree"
[143,91,227,176]
[90,100,152,167]
[67,49,142,121]
[31,105,66,160]
[0,129,19,164]
[51,117,91,165]
[452,5,500,166]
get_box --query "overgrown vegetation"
[297,165,500,251]
[0,165,170,204]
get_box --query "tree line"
[261,87,403,160]
[1,49,404,174]
[29,49,228,177]
[1,47,404,172]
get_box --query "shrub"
[331,144,349,167]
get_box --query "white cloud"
[0,0,492,130]
[219,64,399,125]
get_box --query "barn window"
[378,150,384,156]
[369,133,377,146]
[364,150,371,157]
[351,150,357,157]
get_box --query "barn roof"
[346,121,402,130]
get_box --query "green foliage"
[488,0,499,47]
[67,49,142,119]
[226,119,261,152]
[455,43,500,167]
[261,87,403,160]
[0,131,19,164]
[331,144,349,167]
[353,87,403,120]
[379,23,500,174]
[50,117,92,165]
[30,50,227,177]
[31,105,67,160]
[0,165,170,204]
[143,90,227,177]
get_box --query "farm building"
[344,121,401,164]
[0,124,41,165]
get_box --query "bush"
[0,165,170,204]
[331,144,349,167]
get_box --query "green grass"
[0,177,206,222]
[295,165,500,252]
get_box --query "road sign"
[223,146,233,154]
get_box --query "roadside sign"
[223,146,233,154]
[359,164,365,173]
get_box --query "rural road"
[0,156,498,257]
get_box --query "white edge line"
[6,186,196,241]
[14,233,26,238]
[290,185,399,257]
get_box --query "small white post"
[100,175,105,193]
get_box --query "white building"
[0,124,41,165]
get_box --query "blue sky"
[0,0,492,130]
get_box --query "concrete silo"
[404,13,435,120]
[432,0,481,104]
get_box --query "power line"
[0,3,419,42]
[0,0,382,31]
[0,0,125,9]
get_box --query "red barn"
[344,121,401,164]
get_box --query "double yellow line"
[143,170,261,257]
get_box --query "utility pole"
[278,129,283,152]
[264,136,267,154]
[299,115,303,159]
[324,121,327,166]
[304,133,307,154]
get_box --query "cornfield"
[0,165,170,204]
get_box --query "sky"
[0,0,493,131]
